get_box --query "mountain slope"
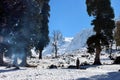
[43,28,94,55]
[66,28,95,51]
[43,37,73,56]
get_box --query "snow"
[64,37,73,42]
[0,29,120,80]
[66,29,95,51]
[43,28,94,55]
[42,37,73,56]
[0,50,120,80]
[0,63,120,80]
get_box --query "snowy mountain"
[66,28,95,51]
[42,37,73,56]
[43,28,94,56]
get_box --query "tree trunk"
[20,53,27,66]
[109,41,113,59]
[116,45,117,51]
[93,46,102,65]
[39,49,42,59]
[55,45,57,58]
[13,55,18,67]
[0,53,4,66]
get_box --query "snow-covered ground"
[0,29,120,80]
[0,49,120,80]
[0,64,120,80]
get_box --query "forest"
[0,0,120,80]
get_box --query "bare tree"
[52,30,63,58]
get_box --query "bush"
[48,64,57,69]
[114,56,120,64]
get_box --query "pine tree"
[86,0,115,64]
[35,0,50,59]
[0,0,26,66]
[0,0,50,66]
[114,20,120,49]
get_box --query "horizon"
[49,0,120,37]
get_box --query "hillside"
[66,28,94,51]
[43,28,94,56]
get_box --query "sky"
[49,0,120,37]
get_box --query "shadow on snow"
[76,71,120,80]
[0,68,26,73]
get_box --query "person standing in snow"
[76,58,80,69]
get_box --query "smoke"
[0,0,46,67]
[0,0,32,67]
[11,53,23,66]
[1,33,27,66]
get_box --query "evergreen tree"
[114,20,120,50]
[0,0,26,66]
[0,0,50,66]
[35,0,50,59]
[86,0,115,64]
